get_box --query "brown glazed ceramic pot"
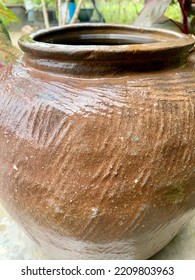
[0,24,195,259]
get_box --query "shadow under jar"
[0,24,195,259]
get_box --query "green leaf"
[151,15,183,32]
[0,20,11,43]
[0,1,18,22]
[0,21,21,65]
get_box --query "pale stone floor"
[1,32,195,260]
[10,31,23,48]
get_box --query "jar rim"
[19,23,194,55]
[18,24,195,76]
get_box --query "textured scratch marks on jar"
[85,84,128,109]
[43,82,85,115]
[0,82,73,148]
[126,72,195,101]
[118,86,195,217]
[76,207,100,240]
[119,204,150,237]
[45,81,113,115]
[184,97,194,143]
[48,122,92,189]
[135,169,152,189]
[26,103,69,147]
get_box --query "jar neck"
[18,24,195,77]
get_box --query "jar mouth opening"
[34,34,158,46]
[33,26,162,46]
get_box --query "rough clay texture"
[0,52,195,259]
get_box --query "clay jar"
[0,24,195,259]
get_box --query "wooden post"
[70,0,83,24]
[62,0,70,25]
[41,0,50,29]
[58,0,62,26]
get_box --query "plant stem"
[41,0,50,29]
[70,0,83,24]
[178,0,188,33]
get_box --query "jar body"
[0,25,195,259]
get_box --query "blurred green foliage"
[165,1,181,22]
[75,0,181,25]
[3,0,24,4]
[0,1,18,22]
[31,0,56,8]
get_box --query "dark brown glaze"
[0,24,195,259]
